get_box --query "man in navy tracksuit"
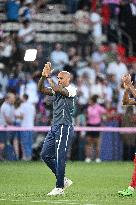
[38,62,77,196]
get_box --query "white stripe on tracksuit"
[65,126,70,151]
[56,125,63,166]
[56,125,70,165]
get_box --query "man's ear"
[69,74,73,82]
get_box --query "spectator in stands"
[0,93,16,160]
[14,96,22,159]
[6,0,20,22]
[19,0,35,21]
[0,84,4,100]
[9,31,22,62]
[19,73,39,104]
[74,5,90,56]
[107,55,128,86]
[35,100,47,126]
[108,73,118,106]
[117,82,125,113]
[90,7,103,45]
[91,46,106,74]
[102,77,113,105]
[77,60,96,85]
[7,72,19,94]
[92,45,108,64]
[15,62,25,82]
[0,63,8,95]
[50,43,69,72]
[17,19,35,59]
[90,75,106,104]
[103,42,125,64]
[65,0,79,14]
[35,0,47,12]
[64,47,80,81]
[108,73,118,89]
[102,0,121,42]
[77,74,91,108]
[19,94,36,161]
[33,44,45,71]
[101,2,110,35]
[67,47,80,67]
[85,95,107,163]
[0,92,15,126]
[0,35,15,66]
[18,19,35,44]
[106,43,118,63]
[102,0,121,21]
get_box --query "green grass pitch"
[0,161,135,205]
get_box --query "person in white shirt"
[74,6,90,56]
[18,19,35,44]
[77,75,91,106]
[77,61,96,85]
[0,93,15,160]
[91,50,106,74]
[0,93,15,126]
[18,94,36,161]
[90,8,103,44]
[103,78,113,104]
[0,36,14,59]
[50,43,69,72]
[19,73,39,104]
[107,55,128,85]
[117,83,126,114]
[90,74,113,105]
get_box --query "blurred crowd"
[0,0,136,161]
[0,0,135,53]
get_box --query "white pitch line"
[0,198,96,205]
[31,200,79,204]
[84,203,97,205]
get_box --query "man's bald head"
[59,71,71,78]
[58,71,71,87]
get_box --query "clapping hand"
[42,62,52,78]
[122,74,132,90]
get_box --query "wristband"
[41,75,51,79]
[41,75,46,79]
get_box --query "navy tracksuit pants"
[41,124,74,188]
